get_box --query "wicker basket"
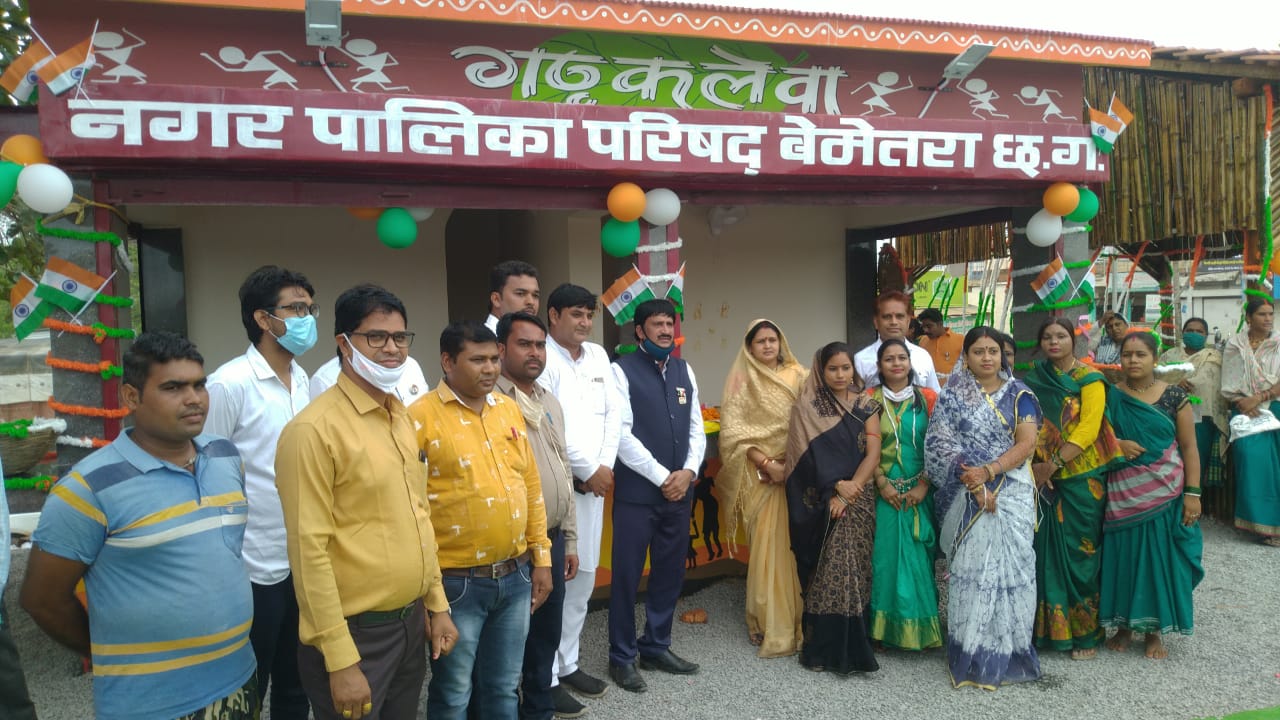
[0,427,57,477]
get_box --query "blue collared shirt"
[32,431,255,720]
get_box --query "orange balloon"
[347,207,382,220]
[1,134,47,165]
[607,182,646,223]
[1042,182,1080,217]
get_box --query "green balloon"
[601,218,640,258]
[1066,187,1099,223]
[0,161,21,206]
[377,207,418,249]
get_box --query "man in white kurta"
[537,283,621,704]
[853,290,941,392]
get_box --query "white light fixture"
[306,0,342,48]
[918,42,995,119]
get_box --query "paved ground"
[6,516,1279,720]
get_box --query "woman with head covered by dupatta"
[925,327,1042,690]
[718,319,807,657]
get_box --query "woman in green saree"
[867,339,942,651]
[1024,318,1125,660]
[1102,331,1204,659]
[1221,298,1280,545]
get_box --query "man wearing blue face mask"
[607,298,706,693]
[207,265,318,720]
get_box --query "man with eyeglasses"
[410,320,554,720]
[277,284,457,720]
[207,265,318,720]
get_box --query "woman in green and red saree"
[1024,318,1125,660]
[1102,331,1204,659]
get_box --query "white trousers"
[551,568,595,683]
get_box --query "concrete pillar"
[1009,208,1091,370]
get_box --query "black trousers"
[520,528,567,720]
[0,598,37,720]
[249,575,309,720]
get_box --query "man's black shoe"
[559,669,609,698]
[552,685,587,718]
[638,649,699,675]
[608,662,648,693]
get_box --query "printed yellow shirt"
[410,382,552,570]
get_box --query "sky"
[663,0,1280,50]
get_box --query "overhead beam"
[1147,57,1280,81]
[846,207,1012,244]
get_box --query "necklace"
[1250,335,1265,349]
[1126,378,1156,393]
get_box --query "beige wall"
[128,203,845,405]
[128,205,452,377]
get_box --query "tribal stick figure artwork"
[959,77,1009,119]
[852,71,914,116]
[201,46,298,90]
[1017,85,1077,121]
[91,29,147,84]
[339,37,410,93]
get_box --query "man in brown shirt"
[495,311,582,719]
[276,284,457,720]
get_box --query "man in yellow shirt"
[410,320,553,720]
[918,308,965,381]
[276,284,457,720]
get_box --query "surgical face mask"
[270,314,317,356]
[1183,331,1207,352]
[343,334,406,393]
[640,337,675,361]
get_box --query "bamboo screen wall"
[897,69,1276,267]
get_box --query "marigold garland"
[34,219,123,247]
[0,418,34,439]
[4,476,55,492]
[56,435,110,449]
[48,397,131,419]
[45,354,124,380]
[42,318,136,344]
[95,294,134,308]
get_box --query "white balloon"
[408,207,435,222]
[16,164,73,214]
[641,188,681,226]
[1025,208,1063,247]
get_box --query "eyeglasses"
[350,331,415,349]
[269,302,321,318]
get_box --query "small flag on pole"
[37,257,108,313]
[665,263,686,314]
[0,44,53,103]
[1090,95,1134,154]
[602,266,655,325]
[10,275,49,340]
[1075,257,1098,302]
[1030,257,1071,304]
[36,37,95,96]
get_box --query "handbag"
[1229,407,1280,443]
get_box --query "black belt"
[349,600,418,628]
[441,551,530,580]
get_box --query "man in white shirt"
[206,265,318,720]
[309,354,429,405]
[484,260,540,333]
[537,283,620,711]
[853,290,941,392]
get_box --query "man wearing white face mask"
[277,284,457,720]
[207,265,318,719]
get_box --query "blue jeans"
[428,562,533,720]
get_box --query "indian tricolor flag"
[1090,96,1134,154]
[36,37,94,96]
[0,44,53,104]
[1075,257,1098,302]
[665,262,686,314]
[37,257,107,313]
[10,275,49,340]
[602,266,654,325]
[1030,257,1071,304]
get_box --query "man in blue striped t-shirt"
[22,331,257,720]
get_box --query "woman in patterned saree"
[784,342,882,674]
[718,319,808,657]
[1221,298,1280,545]
[1102,331,1204,659]
[1024,318,1125,659]
[867,339,941,651]
[925,327,1041,690]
